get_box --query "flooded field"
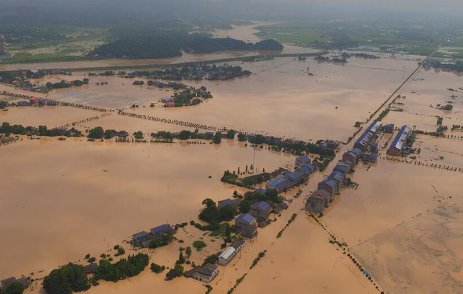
[0,105,99,128]
[321,160,463,294]
[0,139,294,278]
[124,56,417,141]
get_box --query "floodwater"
[0,105,99,128]
[31,55,419,141]
[0,139,293,278]
[323,160,463,294]
[125,56,417,141]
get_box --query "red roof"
[30,97,41,102]
[165,102,175,107]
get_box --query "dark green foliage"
[226,129,236,139]
[240,200,251,213]
[193,241,207,252]
[185,246,192,258]
[4,282,24,294]
[237,133,247,141]
[91,31,283,59]
[165,264,184,281]
[43,263,91,294]
[150,263,165,274]
[177,252,186,264]
[133,131,144,140]
[213,132,222,144]
[94,253,149,282]
[199,199,220,223]
[88,127,104,139]
[115,247,125,256]
[219,205,237,221]
[202,254,218,266]
[0,101,8,109]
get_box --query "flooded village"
[1,18,463,294]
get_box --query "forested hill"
[90,32,283,59]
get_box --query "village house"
[132,231,150,246]
[388,125,411,156]
[1,277,30,292]
[296,163,316,175]
[218,199,234,209]
[235,213,257,228]
[370,142,379,153]
[295,155,311,167]
[363,151,378,163]
[1,137,16,144]
[333,160,351,175]
[313,189,333,207]
[254,188,266,194]
[250,201,272,222]
[354,120,381,151]
[327,171,346,192]
[266,177,292,193]
[285,171,307,185]
[185,263,219,283]
[240,224,258,239]
[318,179,338,196]
[218,239,246,266]
[83,263,98,275]
[342,148,363,164]
[384,124,395,133]
[305,195,326,213]
[150,224,174,236]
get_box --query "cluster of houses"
[186,198,280,284]
[1,276,31,292]
[387,125,411,156]
[131,224,176,248]
[266,155,316,193]
[14,97,57,107]
[306,121,383,213]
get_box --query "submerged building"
[388,125,410,156]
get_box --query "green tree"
[226,129,236,139]
[213,132,222,144]
[238,133,247,141]
[88,127,104,139]
[0,101,8,109]
[240,200,251,213]
[185,246,192,258]
[219,205,237,221]
[165,264,184,280]
[177,252,186,264]
[4,282,24,294]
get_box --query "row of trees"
[43,253,150,294]
[0,122,81,137]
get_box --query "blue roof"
[268,177,287,186]
[252,201,271,211]
[164,98,173,102]
[296,156,311,163]
[236,213,255,224]
[287,172,301,181]
[351,148,363,156]
[151,224,170,234]
[328,171,345,182]
[296,166,310,174]
[254,188,266,194]
[133,231,148,240]
[334,164,349,173]
[319,180,336,189]
[219,199,234,206]
[390,125,410,150]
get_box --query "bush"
[165,264,184,280]
[43,263,90,294]
[150,263,166,274]
[193,240,207,251]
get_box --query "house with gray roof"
[328,171,346,192]
[318,180,338,196]
[185,263,219,283]
[305,195,326,213]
